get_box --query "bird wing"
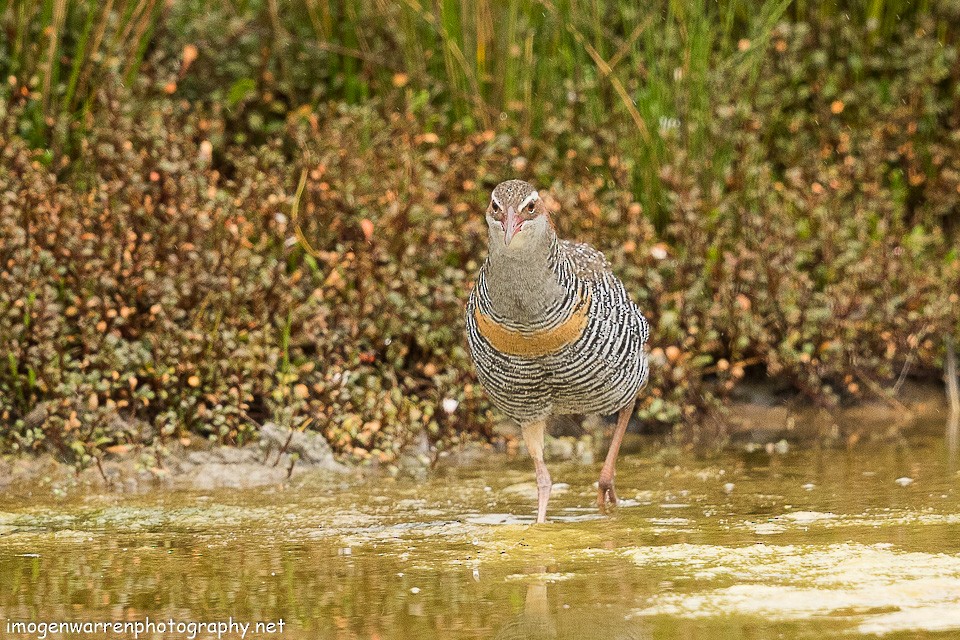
[560,239,650,345]
[558,239,612,283]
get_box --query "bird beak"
[504,206,521,246]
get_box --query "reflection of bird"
[492,576,652,640]
[466,180,649,523]
[493,581,557,640]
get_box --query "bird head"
[486,179,552,252]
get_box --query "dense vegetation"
[1,0,958,465]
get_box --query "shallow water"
[2,422,960,639]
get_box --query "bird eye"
[491,200,501,213]
[526,201,537,214]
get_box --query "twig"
[41,0,67,118]
[241,409,264,429]
[398,0,493,128]
[241,410,281,465]
[891,349,915,395]
[854,369,910,414]
[946,336,959,417]
[273,428,295,467]
[290,169,323,258]
[607,16,654,74]
[537,0,651,144]
[122,0,159,81]
[94,455,111,486]
[71,0,115,111]
[266,0,290,87]
[314,41,400,70]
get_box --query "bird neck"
[484,231,565,325]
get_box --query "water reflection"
[947,408,959,471]
[493,569,556,640]
[2,421,960,639]
[492,567,652,640]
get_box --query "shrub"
[0,3,957,463]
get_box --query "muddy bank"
[722,379,952,444]
[1,381,954,498]
[0,423,349,498]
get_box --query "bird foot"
[597,477,617,512]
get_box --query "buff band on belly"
[473,291,591,357]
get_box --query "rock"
[258,422,347,470]
[433,440,494,469]
[184,463,289,491]
[393,431,431,479]
[0,423,351,497]
[165,423,347,490]
[186,447,259,466]
[394,452,430,480]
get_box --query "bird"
[466,179,650,523]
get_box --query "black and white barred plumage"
[465,179,651,522]
[466,221,649,424]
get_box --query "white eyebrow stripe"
[518,191,539,209]
[491,193,502,208]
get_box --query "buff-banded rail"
[466,179,650,523]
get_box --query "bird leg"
[522,420,551,524]
[597,399,636,511]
